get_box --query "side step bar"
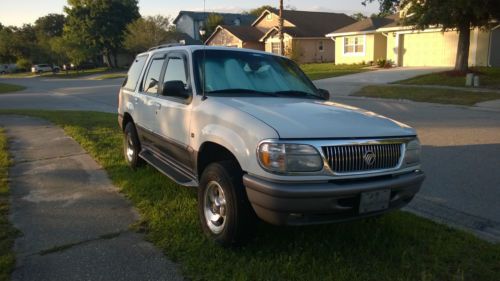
[139,150,199,187]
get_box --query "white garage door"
[401,32,458,67]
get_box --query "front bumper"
[243,171,425,225]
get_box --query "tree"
[247,5,274,17]
[124,15,177,54]
[64,0,140,68]
[35,14,66,38]
[351,13,368,21]
[363,0,500,72]
[202,13,224,42]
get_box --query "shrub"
[16,58,31,72]
[376,58,394,68]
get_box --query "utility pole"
[279,0,285,56]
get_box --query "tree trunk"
[105,50,113,69]
[455,23,471,72]
[112,49,118,69]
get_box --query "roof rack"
[147,43,185,51]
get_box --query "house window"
[271,42,281,54]
[318,41,324,52]
[266,13,272,21]
[343,36,365,55]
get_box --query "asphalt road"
[1,75,499,242]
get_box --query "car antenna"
[201,0,208,101]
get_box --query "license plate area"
[359,189,391,214]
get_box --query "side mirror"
[163,80,189,98]
[318,88,330,100]
[146,78,158,92]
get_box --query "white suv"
[31,64,60,74]
[118,45,425,246]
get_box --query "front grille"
[322,144,403,174]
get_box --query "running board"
[139,150,199,187]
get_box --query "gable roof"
[326,14,401,36]
[255,9,356,37]
[173,11,256,26]
[205,25,265,44]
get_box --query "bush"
[376,58,394,68]
[16,58,32,72]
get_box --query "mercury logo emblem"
[363,151,376,166]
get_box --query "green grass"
[0,83,25,94]
[0,128,16,281]
[91,72,127,80]
[1,110,500,281]
[301,63,371,80]
[396,67,500,89]
[354,85,500,106]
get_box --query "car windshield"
[193,49,321,99]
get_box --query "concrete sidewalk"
[0,116,182,281]
[313,67,449,96]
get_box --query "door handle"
[133,97,139,104]
[153,102,161,110]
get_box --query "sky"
[0,0,380,27]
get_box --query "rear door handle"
[153,102,161,110]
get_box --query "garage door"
[401,32,458,67]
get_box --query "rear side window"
[123,55,147,91]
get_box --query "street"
[1,75,499,242]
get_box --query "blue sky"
[0,0,380,27]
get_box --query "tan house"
[206,9,356,63]
[326,13,500,67]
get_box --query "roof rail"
[147,43,185,51]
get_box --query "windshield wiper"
[273,91,320,99]
[206,89,278,96]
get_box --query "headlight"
[258,143,323,174]
[404,139,421,165]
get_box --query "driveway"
[0,115,182,280]
[314,67,450,96]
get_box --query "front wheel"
[198,161,256,247]
[123,122,144,169]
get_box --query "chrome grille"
[322,144,403,174]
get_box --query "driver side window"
[142,56,166,94]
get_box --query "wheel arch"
[197,142,243,179]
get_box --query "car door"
[134,53,167,146]
[153,51,193,168]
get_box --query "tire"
[198,161,256,247]
[123,122,144,169]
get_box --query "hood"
[211,97,416,139]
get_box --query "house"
[173,11,256,41]
[206,9,356,63]
[326,12,500,67]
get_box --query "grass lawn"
[91,72,127,80]
[354,85,500,106]
[396,67,500,89]
[0,83,25,94]
[301,63,371,81]
[0,128,16,281]
[0,110,499,281]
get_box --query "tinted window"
[163,57,187,85]
[142,57,166,94]
[123,55,147,91]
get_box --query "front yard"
[301,63,371,81]
[354,85,500,106]
[0,110,499,281]
[396,67,500,89]
[0,83,25,94]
